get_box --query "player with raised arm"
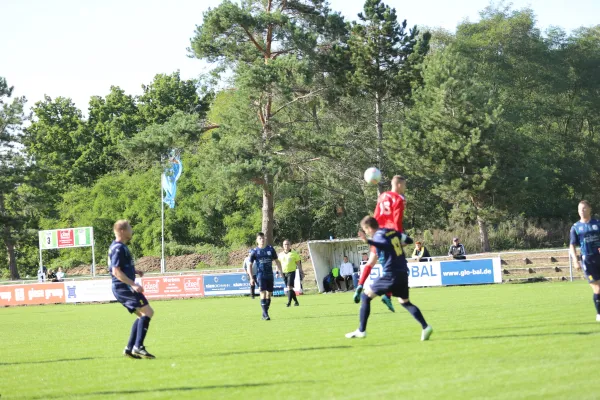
[249,232,284,320]
[372,175,407,312]
[108,220,155,359]
[569,200,600,322]
[346,216,433,341]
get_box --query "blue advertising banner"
[440,259,497,285]
[203,273,286,296]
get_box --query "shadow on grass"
[25,381,320,399]
[211,345,351,357]
[0,357,99,366]
[440,330,600,340]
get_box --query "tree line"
[1,0,599,279]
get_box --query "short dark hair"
[392,175,406,184]
[580,200,592,208]
[360,216,379,230]
[256,232,265,238]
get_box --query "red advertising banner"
[141,275,204,299]
[57,229,74,248]
[0,283,66,306]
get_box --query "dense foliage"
[2,3,599,278]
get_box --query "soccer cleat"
[381,295,395,312]
[132,346,156,359]
[421,325,433,341]
[286,303,291,307]
[262,314,271,320]
[345,329,366,339]
[596,314,600,322]
[294,302,299,307]
[123,348,141,359]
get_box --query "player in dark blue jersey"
[346,216,433,340]
[249,232,283,320]
[569,200,600,322]
[108,220,155,359]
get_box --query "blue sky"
[1,0,598,113]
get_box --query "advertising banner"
[39,227,94,250]
[439,258,502,285]
[141,275,204,299]
[0,282,66,306]
[203,273,286,296]
[64,280,115,303]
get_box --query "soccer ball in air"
[364,167,381,185]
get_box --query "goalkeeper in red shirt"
[368,175,407,312]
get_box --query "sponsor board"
[203,273,286,296]
[141,275,204,299]
[439,258,502,285]
[0,283,66,306]
[39,227,93,250]
[64,280,115,303]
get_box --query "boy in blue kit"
[108,220,156,359]
[346,216,433,341]
[249,232,283,320]
[569,200,600,322]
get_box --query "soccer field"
[1,281,598,400]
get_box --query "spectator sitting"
[331,266,344,291]
[339,256,354,291]
[448,237,466,260]
[56,267,65,282]
[411,241,431,262]
[48,269,58,282]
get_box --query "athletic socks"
[127,319,138,350]
[594,293,600,314]
[266,298,271,311]
[135,316,151,348]
[250,284,256,297]
[359,293,372,332]
[401,302,428,329]
[260,299,267,317]
[287,290,293,305]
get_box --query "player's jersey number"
[391,236,403,256]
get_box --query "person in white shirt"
[56,267,65,282]
[243,250,258,299]
[340,256,355,291]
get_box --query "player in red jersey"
[372,175,407,312]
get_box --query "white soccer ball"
[364,167,382,185]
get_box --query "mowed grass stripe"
[0,281,597,399]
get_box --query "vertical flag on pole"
[162,154,183,208]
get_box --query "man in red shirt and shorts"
[369,175,407,312]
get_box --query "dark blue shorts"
[370,273,409,300]
[582,255,600,283]
[113,285,149,313]
[257,274,274,293]
[283,271,296,287]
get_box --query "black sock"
[291,289,298,304]
[127,319,138,350]
[266,298,271,311]
[251,284,255,297]
[260,299,267,316]
[359,293,372,332]
[287,289,293,305]
[594,293,600,314]
[401,302,428,329]
[135,316,151,348]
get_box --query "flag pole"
[160,155,165,274]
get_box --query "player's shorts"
[257,274,274,293]
[370,272,409,300]
[112,285,149,313]
[582,254,600,283]
[283,271,296,287]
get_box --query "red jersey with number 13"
[373,191,405,233]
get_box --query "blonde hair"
[113,220,131,232]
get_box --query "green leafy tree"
[0,77,28,279]
[190,0,347,243]
[347,0,429,191]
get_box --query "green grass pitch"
[1,281,598,399]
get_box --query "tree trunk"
[0,193,20,280]
[375,92,384,195]
[262,173,275,245]
[477,215,491,252]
